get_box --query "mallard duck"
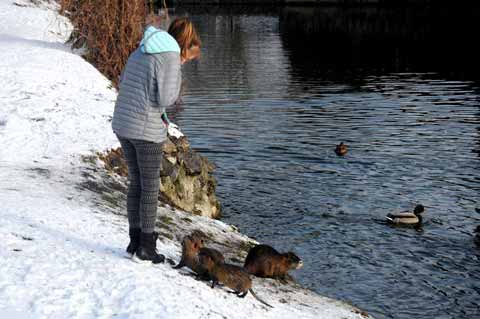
[335,142,348,156]
[474,226,480,246]
[386,204,425,225]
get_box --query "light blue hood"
[140,26,180,54]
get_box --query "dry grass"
[59,0,168,88]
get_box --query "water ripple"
[171,9,480,319]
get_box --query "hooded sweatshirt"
[112,26,181,143]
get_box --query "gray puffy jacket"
[112,27,181,143]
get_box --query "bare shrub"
[59,0,167,88]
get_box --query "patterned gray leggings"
[117,135,163,233]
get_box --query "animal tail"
[172,260,184,269]
[249,289,273,308]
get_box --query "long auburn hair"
[167,17,201,60]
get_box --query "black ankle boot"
[126,228,141,256]
[135,232,165,264]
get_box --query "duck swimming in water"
[474,226,480,246]
[335,142,348,156]
[386,204,425,225]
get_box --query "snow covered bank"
[0,1,371,318]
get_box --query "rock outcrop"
[99,132,221,219]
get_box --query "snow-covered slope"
[0,1,370,318]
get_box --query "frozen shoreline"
[0,1,370,318]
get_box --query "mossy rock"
[98,134,221,218]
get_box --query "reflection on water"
[168,5,480,319]
[280,5,480,80]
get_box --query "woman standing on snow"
[112,18,201,263]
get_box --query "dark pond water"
[167,5,480,319]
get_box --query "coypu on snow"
[244,244,303,280]
[386,204,425,226]
[198,251,273,308]
[335,142,348,156]
[173,232,224,278]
